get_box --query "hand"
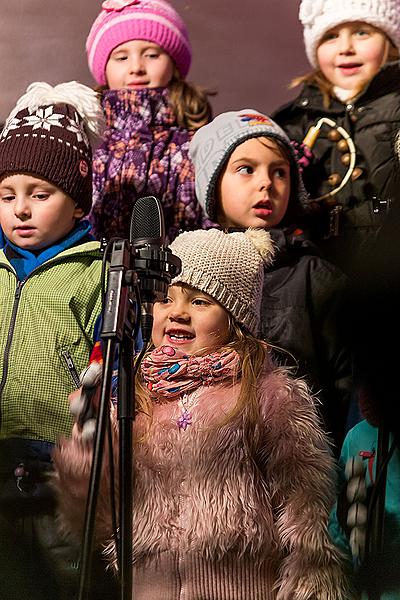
[69,362,102,442]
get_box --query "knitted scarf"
[141,345,241,399]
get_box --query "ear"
[73,205,85,219]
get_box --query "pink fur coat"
[53,365,351,600]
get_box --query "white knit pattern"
[299,0,400,67]
[170,228,274,335]
[5,81,104,148]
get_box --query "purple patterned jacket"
[89,87,212,243]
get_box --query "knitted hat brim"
[0,135,92,215]
[172,265,260,336]
[87,11,191,85]
[304,11,400,67]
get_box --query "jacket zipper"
[61,349,81,388]
[0,246,101,432]
[0,280,24,431]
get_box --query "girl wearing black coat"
[273,0,400,275]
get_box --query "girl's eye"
[33,193,49,200]
[192,298,209,306]
[274,168,289,179]
[321,32,338,42]
[145,52,159,59]
[237,165,253,175]
[0,194,15,202]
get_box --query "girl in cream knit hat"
[273,0,400,276]
[53,227,350,599]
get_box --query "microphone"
[130,196,181,343]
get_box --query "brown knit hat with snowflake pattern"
[0,81,104,215]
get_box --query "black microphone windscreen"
[130,196,165,246]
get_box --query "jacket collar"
[2,220,94,280]
[102,87,176,128]
[294,61,400,113]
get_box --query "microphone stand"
[118,306,135,599]
[78,239,137,600]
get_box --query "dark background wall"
[0,0,308,123]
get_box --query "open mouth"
[254,199,272,209]
[166,330,195,342]
[253,199,273,216]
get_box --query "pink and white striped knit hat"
[86,0,192,86]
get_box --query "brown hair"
[290,42,399,108]
[168,67,215,130]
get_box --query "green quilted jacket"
[0,241,102,443]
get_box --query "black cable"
[365,434,397,544]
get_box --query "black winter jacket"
[261,228,351,451]
[273,61,400,275]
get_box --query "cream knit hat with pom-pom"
[169,228,274,336]
[299,0,400,68]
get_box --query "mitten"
[70,362,102,442]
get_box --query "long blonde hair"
[135,318,270,428]
[290,42,399,108]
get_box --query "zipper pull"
[15,281,23,299]
[61,349,81,388]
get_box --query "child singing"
[53,227,350,599]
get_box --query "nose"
[14,196,31,220]
[128,54,145,74]
[259,173,273,193]
[169,311,190,324]
[168,303,191,324]
[338,31,354,54]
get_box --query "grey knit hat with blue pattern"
[189,109,306,222]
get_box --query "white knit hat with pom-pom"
[299,0,400,68]
[169,228,274,336]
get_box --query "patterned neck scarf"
[141,345,241,400]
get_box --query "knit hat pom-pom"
[244,228,275,264]
[8,81,104,147]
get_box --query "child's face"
[105,39,174,90]
[317,21,390,95]
[0,174,84,251]
[152,284,231,356]
[216,137,291,229]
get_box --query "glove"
[290,139,313,174]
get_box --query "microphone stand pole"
[78,239,136,600]
[118,306,135,599]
